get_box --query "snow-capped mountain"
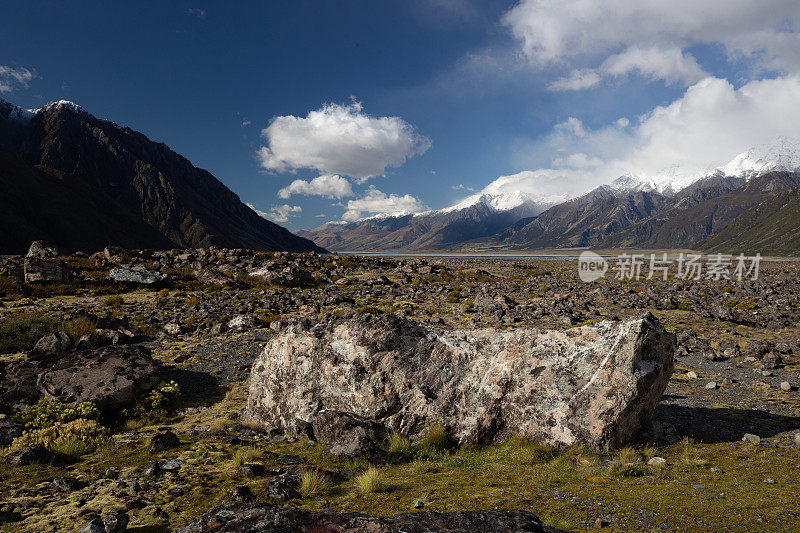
[602,136,800,197]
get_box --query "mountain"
[0,98,324,254]
[698,185,800,255]
[297,191,556,251]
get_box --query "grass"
[232,446,263,467]
[0,313,56,353]
[418,423,450,453]
[102,295,124,307]
[49,437,98,457]
[60,316,97,339]
[299,469,333,498]
[386,430,412,455]
[355,466,387,494]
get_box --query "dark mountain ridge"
[0,98,324,254]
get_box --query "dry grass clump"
[299,469,333,498]
[418,423,449,453]
[60,316,97,339]
[355,466,387,494]
[386,430,412,455]
[233,446,263,467]
[675,436,710,467]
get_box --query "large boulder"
[36,345,160,412]
[178,503,562,533]
[108,266,167,284]
[24,241,67,283]
[243,313,674,450]
[247,266,311,288]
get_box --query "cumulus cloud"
[504,0,800,88]
[278,174,354,199]
[495,75,800,199]
[257,101,431,182]
[247,203,301,223]
[341,187,426,222]
[0,66,34,93]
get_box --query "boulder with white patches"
[243,312,674,450]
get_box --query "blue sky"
[3,1,800,228]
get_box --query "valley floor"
[1,254,799,532]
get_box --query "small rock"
[167,487,185,497]
[53,477,85,492]
[129,481,142,493]
[228,485,255,501]
[686,371,698,379]
[76,517,105,533]
[692,484,705,490]
[413,499,425,509]
[104,467,120,479]
[647,457,667,466]
[159,458,184,471]
[705,381,718,390]
[275,454,306,465]
[150,428,180,452]
[103,513,129,533]
[142,460,161,476]
[764,478,776,484]
[239,463,266,477]
[265,475,300,501]
[4,444,54,465]
[793,433,800,446]
[30,331,74,358]
[742,433,761,444]
[780,381,792,391]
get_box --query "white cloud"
[186,8,206,19]
[257,101,431,182]
[341,187,426,221]
[504,0,800,88]
[0,66,34,93]
[241,120,251,127]
[277,174,354,199]
[496,75,800,199]
[554,117,587,137]
[247,203,301,223]
[548,69,601,91]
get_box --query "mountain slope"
[0,148,174,254]
[298,194,552,252]
[698,186,800,255]
[0,99,324,254]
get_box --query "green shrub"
[9,418,106,457]
[121,381,181,422]
[357,305,385,315]
[15,398,99,430]
[0,313,57,353]
[446,290,463,303]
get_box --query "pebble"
[413,499,425,509]
[780,381,792,391]
[742,433,762,444]
[686,371,698,379]
[160,458,185,471]
[647,457,667,466]
[142,460,161,477]
[764,478,776,484]
[705,381,717,390]
[794,433,800,446]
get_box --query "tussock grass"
[299,469,332,498]
[675,437,709,467]
[50,437,96,457]
[418,423,449,453]
[233,446,263,467]
[355,466,387,494]
[386,430,412,455]
[60,316,96,339]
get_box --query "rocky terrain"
[1,243,799,531]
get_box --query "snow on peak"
[35,100,85,114]
[718,136,800,177]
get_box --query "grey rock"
[275,455,306,465]
[780,381,792,391]
[26,241,59,258]
[36,344,160,413]
[228,485,255,502]
[30,332,75,358]
[264,476,299,501]
[743,433,762,444]
[4,444,54,465]
[311,410,383,458]
[76,517,105,533]
[647,457,667,466]
[53,477,85,492]
[109,266,167,284]
[228,315,257,332]
[0,417,22,446]
[238,463,266,477]
[705,381,718,390]
[413,499,425,509]
[142,460,161,476]
[150,429,180,452]
[103,513,129,533]
[244,313,674,450]
[160,458,185,471]
[177,502,563,533]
